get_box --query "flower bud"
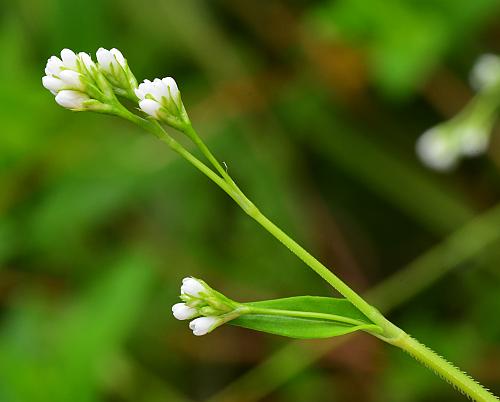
[60,48,78,70]
[173,276,242,336]
[416,128,459,171]
[172,303,198,320]
[470,54,500,91]
[181,277,206,298]
[189,316,220,336]
[135,77,189,129]
[55,90,90,110]
[96,47,137,99]
[43,48,120,112]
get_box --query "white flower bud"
[59,70,85,90]
[139,99,162,118]
[95,47,137,97]
[96,48,117,72]
[55,90,90,110]
[189,316,220,336]
[416,128,459,171]
[110,48,126,68]
[172,303,198,320]
[181,277,206,298]
[470,54,500,91]
[45,56,64,76]
[78,52,96,71]
[135,77,188,128]
[60,48,78,70]
[42,75,65,94]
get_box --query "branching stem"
[125,111,497,401]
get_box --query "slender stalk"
[117,111,249,207]
[183,124,242,193]
[393,334,497,402]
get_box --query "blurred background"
[1,0,500,401]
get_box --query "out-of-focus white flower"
[135,77,189,129]
[417,103,496,172]
[42,49,110,111]
[55,90,90,110]
[470,54,500,91]
[181,277,206,298]
[189,317,220,336]
[417,53,500,172]
[172,303,198,320]
[416,128,460,171]
[96,48,137,98]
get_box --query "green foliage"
[0,255,153,402]
[311,0,499,97]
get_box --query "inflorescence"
[42,48,188,129]
[172,277,243,336]
[416,53,500,171]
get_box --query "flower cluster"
[42,49,99,110]
[135,78,189,130]
[96,48,137,99]
[416,54,500,171]
[42,48,138,112]
[172,277,241,336]
[416,112,494,171]
[43,47,190,131]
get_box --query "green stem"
[183,124,243,194]
[118,111,249,208]
[246,306,382,332]
[393,334,498,402]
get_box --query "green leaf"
[230,296,380,339]
[246,296,370,321]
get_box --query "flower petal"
[60,48,78,69]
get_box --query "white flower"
[416,128,459,171]
[42,49,88,96]
[55,90,90,110]
[135,78,179,103]
[138,98,162,118]
[45,56,64,76]
[42,69,85,94]
[470,54,500,91]
[42,49,101,109]
[181,277,206,298]
[95,48,137,98]
[79,52,96,71]
[60,48,78,70]
[189,316,220,336]
[172,303,198,320]
[135,77,188,128]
